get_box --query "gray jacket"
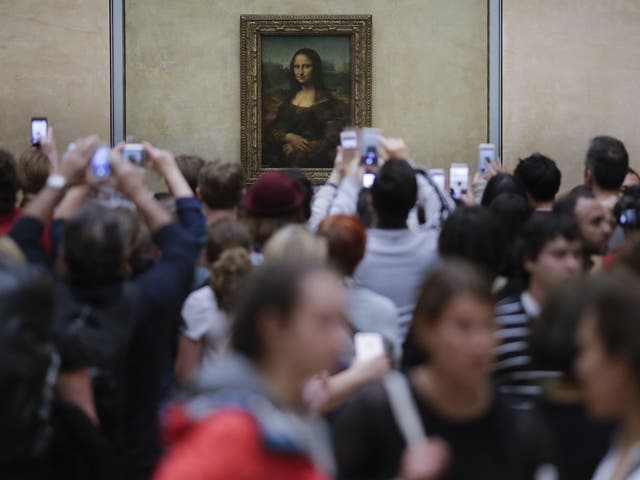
[179,353,336,476]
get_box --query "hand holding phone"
[122,143,148,167]
[449,163,470,200]
[340,129,358,150]
[478,144,496,176]
[361,128,382,167]
[31,117,48,148]
[379,136,410,163]
[89,145,112,180]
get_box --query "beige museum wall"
[503,0,640,192]
[4,1,639,195]
[125,0,488,175]
[0,0,110,160]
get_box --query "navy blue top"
[10,196,207,476]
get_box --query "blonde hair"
[262,225,327,265]
[17,149,50,206]
[211,247,253,313]
[0,236,25,263]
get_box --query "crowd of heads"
[2,128,640,480]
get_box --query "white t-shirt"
[181,286,230,370]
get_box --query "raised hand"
[59,135,102,186]
[110,150,147,200]
[40,126,60,172]
[380,136,410,163]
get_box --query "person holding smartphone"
[309,137,454,343]
[333,261,551,480]
[10,137,207,477]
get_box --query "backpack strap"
[382,371,427,445]
[414,167,454,226]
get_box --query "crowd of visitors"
[2,126,640,480]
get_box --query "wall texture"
[503,0,640,191]
[0,0,110,159]
[4,1,639,194]
[125,0,488,174]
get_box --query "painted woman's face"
[293,54,314,85]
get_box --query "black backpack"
[52,280,138,445]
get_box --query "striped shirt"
[494,292,560,398]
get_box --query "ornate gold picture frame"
[240,15,372,184]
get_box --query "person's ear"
[413,316,434,354]
[523,256,536,276]
[585,168,594,187]
[195,186,202,201]
[257,310,287,355]
[525,192,536,208]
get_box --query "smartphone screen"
[450,163,469,200]
[90,145,112,179]
[122,143,147,166]
[31,117,48,146]
[428,169,446,192]
[340,129,358,149]
[478,143,496,175]
[362,172,376,188]
[354,332,385,362]
[360,128,381,166]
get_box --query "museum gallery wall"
[124,0,488,182]
[4,1,639,191]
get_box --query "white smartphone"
[478,143,496,175]
[340,129,358,149]
[31,117,48,147]
[450,163,470,200]
[354,332,385,362]
[428,168,446,192]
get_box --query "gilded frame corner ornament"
[240,14,372,184]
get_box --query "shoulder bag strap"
[382,370,427,446]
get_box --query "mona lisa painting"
[241,15,372,183]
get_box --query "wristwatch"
[46,173,67,191]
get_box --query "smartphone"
[31,117,48,147]
[354,332,385,362]
[449,163,470,200]
[90,145,112,179]
[340,129,358,149]
[478,143,496,175]
[428,168,446,192]
[362,172,376,189]
[360,127,382,167]
[122,143,148,166]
